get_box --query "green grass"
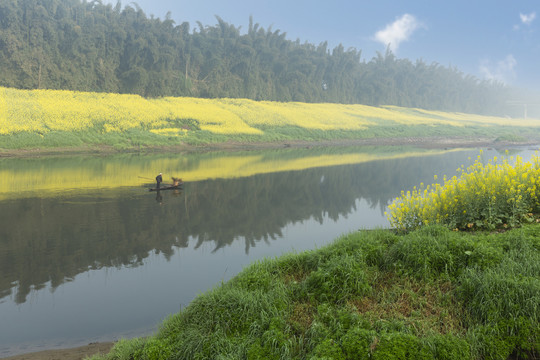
[90,225,539,360]
[2,120,540,153]
[494,133,528,143]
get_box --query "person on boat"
[172,177,182,187]
[156,173,163,189]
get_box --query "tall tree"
[0,0,511,115]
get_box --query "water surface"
[0,145,535,357]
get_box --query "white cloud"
[520,12,536,25]
[479,55,517,84]
[374,14,421,52]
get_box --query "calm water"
[0,145,536,357]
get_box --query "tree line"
[0,0,513,115]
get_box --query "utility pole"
[506,101,540,119]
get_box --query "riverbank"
[80,225,537,360]
[2,86,540,156]
[1,343,115,360]
[0,135,538,159]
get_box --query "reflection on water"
[0,146,456,200]
[0,145,535,356]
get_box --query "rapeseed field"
[1,86,539,150]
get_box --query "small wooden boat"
[149,184,182,192]
[148,182,184,191]
[148,177,183,192]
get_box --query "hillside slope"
[1,87,538,155]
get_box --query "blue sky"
[106,0,540,91]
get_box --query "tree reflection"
[0,149,480,304]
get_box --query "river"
[0,145,536,357]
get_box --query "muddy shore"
[1,343,115,360]
[1,136,537,158]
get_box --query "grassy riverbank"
[89,225,538,360]
[1,86,539,154]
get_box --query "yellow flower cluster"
[2,86,539,137]
[218,99,373,130]
[155,97,262,134]
[412,107,540,127]
[0,87,167,134]
[387,152,540,231]
[0,88,8,131]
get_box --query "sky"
[104,0,540,91]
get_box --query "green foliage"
[494,133,527,143]
[313,304,361,339]
[136,338,174,360]
[310,338,345,360]
[180,285,287,336]
[424,334,472,360]
[257,317,295,359]
[467,324,521,360]
[456,232,540,359]
[387,225,463,278]
[371,332,431,360]
[457,251,540,326]
[385,225,503,279]
[0,127,176,150]
[92,338,146,360]
[352,229,399,267]
[341,327,377,359]
[246,341,279,360]
[162,327,248,360]
[228,259,282,293]
[304,254,371,303]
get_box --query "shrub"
[468,324,518,360]
[137,338,173,360]
[246,341,279,360]
[96,338,145,360]
[424,334,472,360]
[371,332,431,360]
[246,318,291,360]
[341,327,378,360]
[310,338,345,360]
